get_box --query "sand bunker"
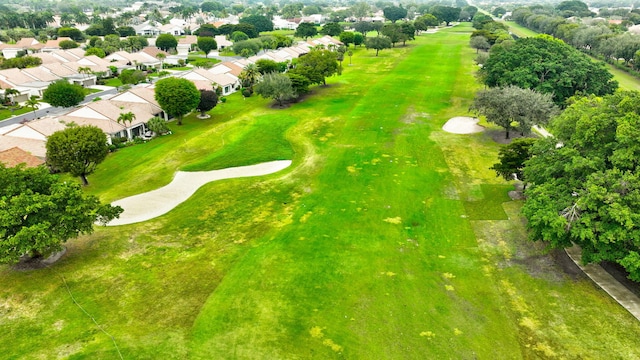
[107,160,292,226]
[442,117,484,134]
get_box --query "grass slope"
[1,24,640,359]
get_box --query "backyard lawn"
[2,24,640,359]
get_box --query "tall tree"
[295,22,318,39]
[154,77,200,125]
[470,36,490,53]
[46,125,109,186]
[382,23,406,47]
[431,6,461,26]
[340,31,355,47]
[294,49,339,86]
[197,37,217,58]
[42,80,85,108]
[320,22,343,36]
[156,34,178,51]
[240,15,274,33]
[383,6,408,23]
[239,63,261,88]
[25,95,39,117]
[365,36,392,56]
[197,89,218,117]
[254,72,296,107]
[117,111,136,134]
[0,164,122,264]
[491,138,537,187]
[470,85,558,139]
[482,35,618,105]
[523,91,640,281]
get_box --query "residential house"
[160,23,185,36]
[135,22,162,36]
[0,118,67,157]
[57,99,154,140]
[110,87,167,121]
[177,35,198,56]
[106,51,162,71]
[177,68,239,95]
[0,38,43,59]
[0,147,44,167]
[41,37,74,53]
[0,68,49,98]
[214,35,233,50]
[272,16,299,30]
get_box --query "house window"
[224,86,230,94]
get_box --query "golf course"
[3,23,640,359]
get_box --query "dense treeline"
[512,3,640,71]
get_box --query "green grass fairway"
[2,24,640,359]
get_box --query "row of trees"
[515,91,640,282]
[511,4,640,70]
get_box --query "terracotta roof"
[0,147,44,167]
[43,37,72,48]
[178,35,198,45]
[0,135,46,157]
[141,46,169,58]
[219,61,244,77]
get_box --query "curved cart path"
[107,160,292,226]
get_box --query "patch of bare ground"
[12,247,67,271]
[484,128,528,144]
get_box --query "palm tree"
[155,52,166,70]
[117,111,136,127]
[117,111,136,138]
[238,63,261,88]
[25,96,39,117]
[77,66,92,79]
[60,13,74,26]
[4,88,20,105]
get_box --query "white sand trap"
[442,117,485,134]
[107,160,292,226]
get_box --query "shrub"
[242,88,252,97]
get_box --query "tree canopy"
[365,36,392,56]
[491,138,537,186]
[320,22,343,36]
[481,35,618,105]
[197,36,217,57]
[294,49,339,86]
[431,6,461,26]
[0,164,122,264]
[295,23,318,39]
[154,77,201,125]
[197,89,218,117]
[523,91,640,281]
[46,125,110,186]
[42,80,85,108]
[156,34,178,51]
[240,14,274,33]
[383,6,408,23]
[254,72,296,107]
[470,85,558,139]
